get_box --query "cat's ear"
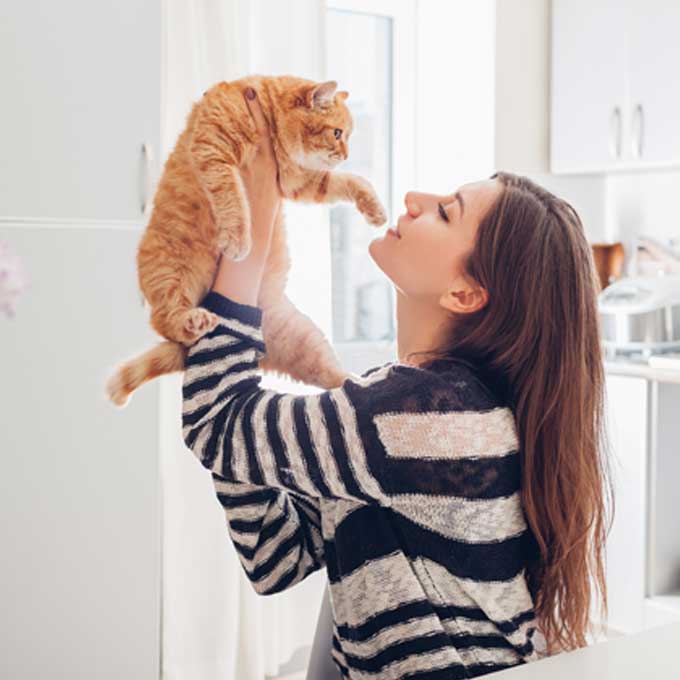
[305,80,338,108]
[337,91,349,101]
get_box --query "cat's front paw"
[354,188,387,227]
[217,228,252,261]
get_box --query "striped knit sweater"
[181,291,548,679]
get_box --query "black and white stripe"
[211,473,324,594]
[181,291,548,677]
[182,320,390,504]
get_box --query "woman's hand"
[210,87,283,306]
[240,86,282,251]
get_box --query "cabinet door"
[626,0,680,167]
[0,225,160,679]
[551,0,627,173]
[0,1,160,221]
[604,374,648,634]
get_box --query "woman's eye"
[333,128,342,139]
[438,202,450,222]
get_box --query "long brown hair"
[407,171,614,653]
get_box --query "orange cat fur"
[105,75,387,407]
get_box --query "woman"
[181,87,612,678]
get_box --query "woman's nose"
[404,192,422,218]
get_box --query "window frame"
[325,0,417,375]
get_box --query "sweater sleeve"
[182,291,392,505]
[211,472,325,594]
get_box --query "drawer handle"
[141,142,154,217]
[609,106,622,159]
[632,104,644,159]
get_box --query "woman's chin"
[368,237,392,273]
[369,230,395,252]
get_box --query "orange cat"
[105,75,387,407]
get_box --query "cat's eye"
[333,128,342,139]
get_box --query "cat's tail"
[105,340,187,407]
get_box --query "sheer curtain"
[159,1,329,678]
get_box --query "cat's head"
[278,80,353,171]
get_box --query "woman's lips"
[387,227,401,239]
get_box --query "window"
[326,0,417,374]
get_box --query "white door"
[551,0,627,173]
[626,0,680,168]
[0,1,161,221]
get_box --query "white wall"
[493,0,608,241]
[415,0,496,194]
[494,0,550,175]
[415,0,613,244]
[528,171,609,242]
[603,170,680,269]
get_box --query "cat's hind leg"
[145,261,220,346]
[138,207,224,346]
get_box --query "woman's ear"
[440,284,488,315]
[305,80,338,108]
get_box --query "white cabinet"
[604,373,680,635]
[0,1,161,220]
[644,381,680,628]
[0,226,161,680]
[551,0,626,174]
[1,1,162,678]
[604,374,648,634]
[551,0,680,173]
[626,1,680,167]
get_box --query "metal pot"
[598,275,680,354]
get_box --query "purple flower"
[0,240,30,319]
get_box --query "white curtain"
[159,1,330,678]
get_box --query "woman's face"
[369,179,501,302]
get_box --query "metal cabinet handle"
[632,104,644,159]
[141,142,154,216]
[609,106,622,159]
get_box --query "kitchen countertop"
[604,358,680,384]
[495,622,680,679]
